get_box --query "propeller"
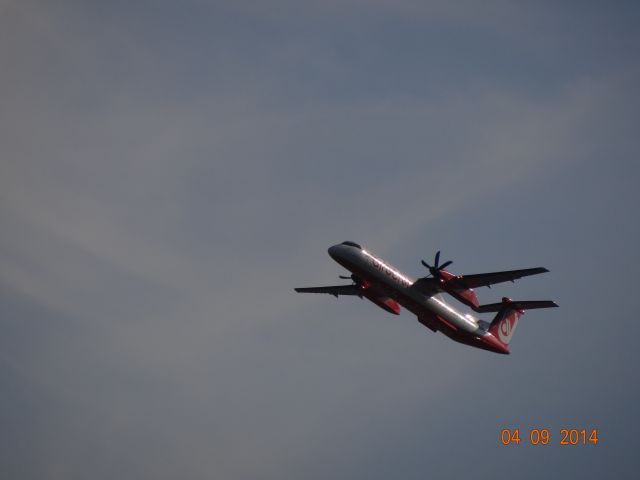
[421,250,453,280]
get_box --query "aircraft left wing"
[294,285,361,298]
[446,267,549,290]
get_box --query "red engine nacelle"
[438,270,480,310]
[359,281,401,315]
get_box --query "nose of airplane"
[328,244,340,260]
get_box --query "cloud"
[1,1,639,478]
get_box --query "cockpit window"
[341,241,362,249]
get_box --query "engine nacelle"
[354,279,401,315]
[362,291,401,315]
[438,270,480,309]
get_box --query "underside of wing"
[448,267,549,290]
[294,285,361,297]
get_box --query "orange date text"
[500,428,599,446]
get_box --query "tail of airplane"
[477,297,558,347]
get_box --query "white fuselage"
[328,243,482,335]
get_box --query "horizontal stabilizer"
[476,300,558,313]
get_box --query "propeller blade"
[439,260,453,270]
[434,251,441,268]
[421,260,430,269]
[339,275,351,280]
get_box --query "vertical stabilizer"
[488,298,523,347]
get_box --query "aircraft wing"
[446,267,549,289]
[294,285,361,298]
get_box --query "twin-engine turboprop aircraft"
[295,241,558,354]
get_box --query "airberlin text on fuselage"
[362,250,412,289]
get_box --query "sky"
[1,1,639,479]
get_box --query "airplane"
[295,241,558,354]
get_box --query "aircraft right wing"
[444,267,549,290]
[294,285,361,298]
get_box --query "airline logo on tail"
[497,314,517,344]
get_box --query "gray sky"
[1,1,639,479]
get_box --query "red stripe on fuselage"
[435,315,458,331]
